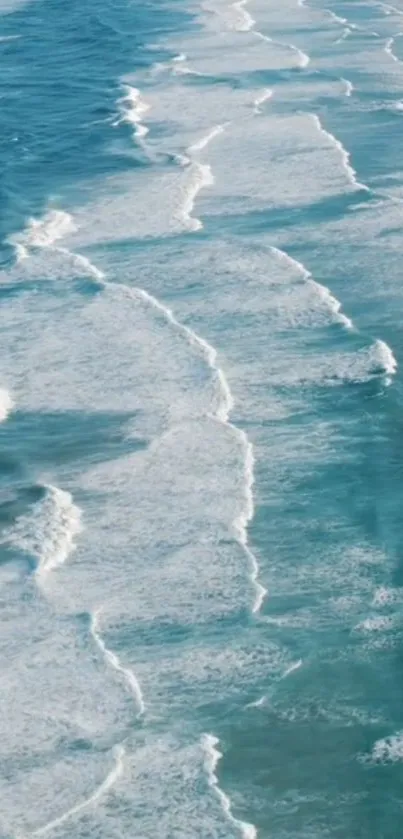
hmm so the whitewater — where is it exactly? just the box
[1,0,403,836]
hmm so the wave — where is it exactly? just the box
[8,208,104,278]
[31,744,125,836]
[0,388,13,422]
[254,30,310,68]
[281,659,303,679]
[341,77,354,97]
[201,734,257,839]
[114,84,151,141]
[5,484,82,574]
[17,202,266,616]
[371,338,397,384]
[379,2,403,16]
[245,659,302,709]
[179,162,215,231]
[231,0,255,31]
[385,36,403,64]
[311,114,369,192]
[188,124,226,153]
[132,285,266,613]
[171,53,204,76]
[90,610,145,717]
[8,209,76,261]
[270,246,353,329]
[178,125,226,230]
[253,88,273,114]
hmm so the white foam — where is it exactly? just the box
[334,27,352,43]
[372,586,399,607]
[372,338,397,384]
[172,52,187,63]
[0,388,13,421]
[8,210,76,259]
[90,610,145,717]
[133,285,264,613]
[369,731,403,764]
[245,695,267,709]
[201,734,257,839]
[385,37,399,62]
[172,55,204,76]
[380,2,403,16]
[188,124,226,153]
[179,161,215,231]
[5,485,82,574]
[341,77,354,97]
[311,114,369,192]
[231,0,255,31]
[271,246,353,329]
[294,45,310,68]
[31,744,125,836]
[253,88,273,114]
[115,84,151,141]
[254,29,309,68]
[356,615,395,632]
[281,659,303,679]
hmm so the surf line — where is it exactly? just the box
[127,284,266,615]
[175,124,227,232]
[113,84,151,145]
[202,734,257,839]
[311,113,369,192]
[254,30,310,69]
[90,609,145,717]
[385,35,403,64]
[231,0,255,31]
[30,744,125,836]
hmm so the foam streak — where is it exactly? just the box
[270,246,353,329]
[253,88,273,114]
[202,734,257,839]
[31,745,125,836]
[0,388,13,422]
[311,113,369,192]
[90,610,145,717]
[231,0,255,31]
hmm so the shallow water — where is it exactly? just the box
[1,0,403,836]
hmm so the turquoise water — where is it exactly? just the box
[1,0,403,835]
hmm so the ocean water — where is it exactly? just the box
[2,0,403,835]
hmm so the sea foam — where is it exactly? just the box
[90,610,145,717]
[31,744,125,836]
[115,84,151,141]
[202,734,257,839]
[8,210,76,261]
[0,388,13,422]
[5,485,82,575]
[311,114,369,192]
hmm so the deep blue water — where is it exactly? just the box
[1,0,403,836]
